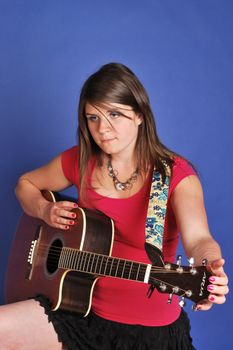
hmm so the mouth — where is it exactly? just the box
[101,138,116,143]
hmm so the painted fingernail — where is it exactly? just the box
[73,203,78,207]
[209,296,215,302]
[69,221,74,225]
[209,277,215,282]
[71,213,76,218]
[207,285,214,291]
[65,225,69,230]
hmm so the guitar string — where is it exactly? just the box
[28,246,195,294]
[31,248,195,276]
[32,243,196,273]
[36,246,165,271]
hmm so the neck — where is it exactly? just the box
[106,150,137,170]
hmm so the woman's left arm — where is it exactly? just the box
[171,175,229,310]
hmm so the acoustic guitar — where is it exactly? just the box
[5,191,211,316]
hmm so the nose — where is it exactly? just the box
[98,116,112,134]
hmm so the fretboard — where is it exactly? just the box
[58,247,149,282]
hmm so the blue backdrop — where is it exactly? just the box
[1,1,232,348]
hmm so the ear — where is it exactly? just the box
[136,113,143,126]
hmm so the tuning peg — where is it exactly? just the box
[176,255,182,266]
[179,297,186,308]
[176,255,183,273]
[188,257,197,275]
[167,293,173,304]
[202,258,208,266]
[188,257,194,266]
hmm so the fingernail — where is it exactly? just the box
[207,285,214,291]
[65,225,69,230]
[209,277,215,282]
[209,296,215,302]
[73,203,78,207]
[71,213,76,218]
[69,221,74,225]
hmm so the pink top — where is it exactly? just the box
[61,146,196,326]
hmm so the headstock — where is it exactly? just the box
[148,255,212,306]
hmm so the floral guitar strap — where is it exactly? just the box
[145,164,171,297]
[145,164,171,252]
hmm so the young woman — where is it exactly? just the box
[1,63,228,349]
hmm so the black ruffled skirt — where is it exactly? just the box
[35,295,196,350]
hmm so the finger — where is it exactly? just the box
[210,258,225,269]
[209,275,228,286]
[194,300,213,311]
[55,208,77,219]
[55,216,75,227]
[48,220,70,230]
[207,284,229,295]
[209,259,225,274]
[54,223,70,230]
[56,201,78,210]
[208,294,226,304]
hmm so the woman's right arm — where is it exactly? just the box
[15,155,78,230]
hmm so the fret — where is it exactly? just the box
[76,251,82,271]
[135,263,140,280]
[103,256,109,275]
[70,249,75,269]
[71,250,75,269]
[81,252,87,271]
[67,248,71,268]
[64,248,69,268]
[73,250,79,270]
[130,262,138,280]
[108,257,114,276]
[93,255,100,274]
[58,248,64,268]
[98,255,105,275]
[121,260,127,278]
[84,252,89,271]
[79,251,85,271]
[86,252,92,273]
[84,252,90,271]
[114,259,120,277]
[139,264,148,282]
[90,253,95,273]
[128,261,133,279]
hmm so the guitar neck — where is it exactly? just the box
[59,247,151,283]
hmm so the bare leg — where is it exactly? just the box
[0,299,63,350]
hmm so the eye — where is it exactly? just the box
[108,110,121,118]
[86,114,99,122]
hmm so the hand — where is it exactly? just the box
[39,200,78,230]
[195,258,229,311]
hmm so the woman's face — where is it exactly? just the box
[85,102,142,157]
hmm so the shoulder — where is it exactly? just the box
[61,145,78,161]
[168,157,197,197]
[60,145,79,183]
[61,145,79,168]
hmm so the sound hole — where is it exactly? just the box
[46,239,63,274]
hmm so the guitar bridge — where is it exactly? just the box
[25,225,42,280]
[27,240,38,265]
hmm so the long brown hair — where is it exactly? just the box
[77,63,181,198]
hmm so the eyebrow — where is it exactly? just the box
[85,108,133,120]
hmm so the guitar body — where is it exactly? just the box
[5,192,114,316]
